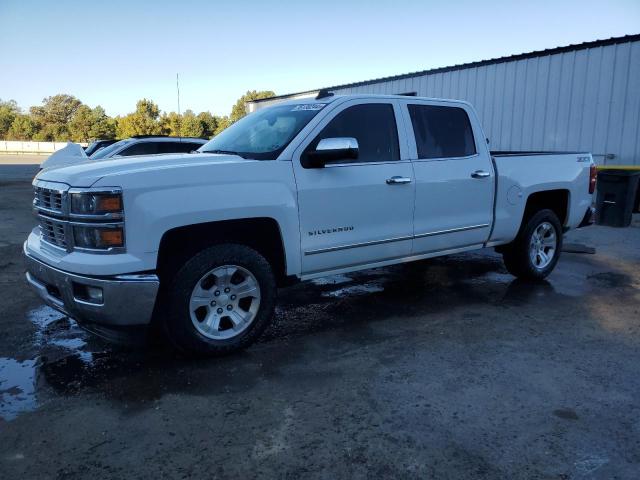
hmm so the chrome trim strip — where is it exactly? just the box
[304,224,490,256]
[324,160,413,168]
[68,187,123,194]
[37,214,124,229]
[68,211,124,221]
[413,223,490,239]
[411,153,479,163]
[305,234,413,255]
[33,204,65,217]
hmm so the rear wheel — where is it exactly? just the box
[162,244,276,356]
[502,209,563,280]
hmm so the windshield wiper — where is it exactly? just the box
[201,149,245,158]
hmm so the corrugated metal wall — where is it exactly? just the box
[330,39,640,166]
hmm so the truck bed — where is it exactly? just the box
[488,151,593,246]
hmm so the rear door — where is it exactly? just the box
[292,99,415,275]
[401,100,494,254]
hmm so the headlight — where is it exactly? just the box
[73,225,125,250]
[68,189,125,251]
[70,191,123,217]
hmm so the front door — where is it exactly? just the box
[292,100,415,275]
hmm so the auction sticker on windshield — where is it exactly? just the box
[291,104,327,111]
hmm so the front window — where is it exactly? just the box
[304,103,400,164]
[199,103,326,160]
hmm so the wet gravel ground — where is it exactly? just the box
[1,178,639,479]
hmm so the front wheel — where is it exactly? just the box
[502,209,563,280]
[162,244,277,356]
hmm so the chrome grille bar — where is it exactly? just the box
[33,182,70,250]
[39,216,68,249]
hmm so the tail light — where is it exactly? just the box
[589,165,597,194]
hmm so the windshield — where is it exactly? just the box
[90,139,132,159]
[199,103,326,160]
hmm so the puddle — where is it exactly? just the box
[311,274,353,286]
[322,282,385,298]
[28,306,97,362]
[574,453,609,475]
[0,306,105,421]
[0,358,38,421]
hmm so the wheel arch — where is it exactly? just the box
[156,217,290,286]
[521,189,570,228]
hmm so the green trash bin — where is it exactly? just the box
[595,169,640,227]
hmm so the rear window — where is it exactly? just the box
[117,142,159,156]
[157,142,203,154]
[408,105,476,159]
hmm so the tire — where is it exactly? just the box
[502,209,563,280]
[162,244,276,356]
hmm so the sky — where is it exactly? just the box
[1,0,639,117]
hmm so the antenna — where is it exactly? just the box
[176,73,181,139]
[316,89,334,100]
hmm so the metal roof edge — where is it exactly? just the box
[249,33,640,104]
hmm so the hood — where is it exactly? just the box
[35,153,250,187]
[40,142,89,170]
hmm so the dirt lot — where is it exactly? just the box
[1,174,639,479]
[0,155,41,181]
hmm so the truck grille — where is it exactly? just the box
[33,183,69,250]
[34,186,64,215]
[39,216,68,249]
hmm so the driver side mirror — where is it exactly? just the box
[302,137,359,168]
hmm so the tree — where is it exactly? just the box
[197,111,218,138]
[8,114,38,140]
[68,105,94,142]
[160,110,211,138]
[0,99,20,139]
[214,116,232,135]
[160,111,182,137]
[229,90,275,123]
[69,105,116,142]
[29,94,82,141]
[0,89,274,141]
[88,106,116,140]
[116,99,163,138]
[180,110,205,137]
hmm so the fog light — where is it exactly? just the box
[86,286,104,303]
[73,283,104,304]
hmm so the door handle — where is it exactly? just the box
[386,176,412,185]
[471,170,491,179]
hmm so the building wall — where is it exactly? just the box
[329,40,640,166]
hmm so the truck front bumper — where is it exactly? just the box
[24,243,159,328]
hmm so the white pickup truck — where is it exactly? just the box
[24,94,596,355]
